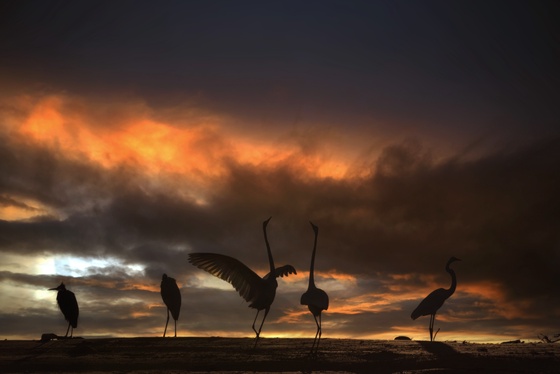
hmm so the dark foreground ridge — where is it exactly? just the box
[1,337,559,373]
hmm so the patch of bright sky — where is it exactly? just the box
[44,256,145,277]
[0,254,144,295]
[22,255,143,306]
[190,272,241,291]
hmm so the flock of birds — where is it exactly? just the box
[49,217,460,351]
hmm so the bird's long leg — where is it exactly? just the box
[65,322,71,338]
[251,310,261,337]
[174,318,177,338]
[433,327,441,341]
[316,313,323,353]
[310,314,320,354]
[70,325,73,338]
[163,309,170,337]
[431,314,441,341]
[429,314,434,341]
[253,308,270,348]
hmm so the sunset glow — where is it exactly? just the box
[1,1,558,344]
[15,94,360,187]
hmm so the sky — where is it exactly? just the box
[0,0,559,343]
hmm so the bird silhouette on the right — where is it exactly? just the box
[49,282,79,338]
[161,273,181,337]
[411,256,461,341]
[300,221,329,354]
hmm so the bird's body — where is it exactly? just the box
[410,288,448,320]
[411,256,461,341]
[188,217,296,347]
[49,282,79,338]
[300,289,329,316]
[300,222,329,354]
[161,273,182,337]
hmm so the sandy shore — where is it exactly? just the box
[1,337,559,373]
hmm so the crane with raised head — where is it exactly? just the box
[411,256,461,341]
[300,221,329,354]
[188,217,296,347]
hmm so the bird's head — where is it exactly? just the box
[49,282,66,291]
[446,257,461,270]
[162,273,168,280]
[309,221,319,234]
[263,216,272,229]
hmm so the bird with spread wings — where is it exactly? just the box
[188,217,296,347]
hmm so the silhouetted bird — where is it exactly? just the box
[411,256,461,341]
[161,273,182,337]
[49,282,79,338]
[300,221,329,354]
[188,217,296,347]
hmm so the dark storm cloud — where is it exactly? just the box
[201,137,560,326]
[1,0,559,138]
[0,134,103,210]
[2,0,559,340]
[2,126,559,329]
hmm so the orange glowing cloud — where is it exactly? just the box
[460,281,531,320]
[278,270,357,287]
[76,277,158,294]
[333,292,404,315]
[10,94,368,189]
[18,95,229,180]
[0,196,50,221]
[276,309,310,324]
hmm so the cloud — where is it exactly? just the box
[1,91,559,341]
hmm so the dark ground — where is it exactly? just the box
[1,337,559,373]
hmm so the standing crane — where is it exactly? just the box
[411,256,461,341]
[188,217,296,347]
[161,273,182,337]
[49,282,79,338]
[300,221,329,354]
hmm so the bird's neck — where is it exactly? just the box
[308,232,318,288]
[264,226,275,274]
[446,264,457,296]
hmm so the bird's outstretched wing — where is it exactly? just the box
[263,265,297,280]
[188,253,262,303]
[274,265,297,278]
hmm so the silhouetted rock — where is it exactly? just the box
[501,339,523,344]
[40,333,58,342]
[394,336,412,340]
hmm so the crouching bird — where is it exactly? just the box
[161,273,182,337]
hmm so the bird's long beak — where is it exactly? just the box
[48,287,57,291]
[309,221,318,232]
